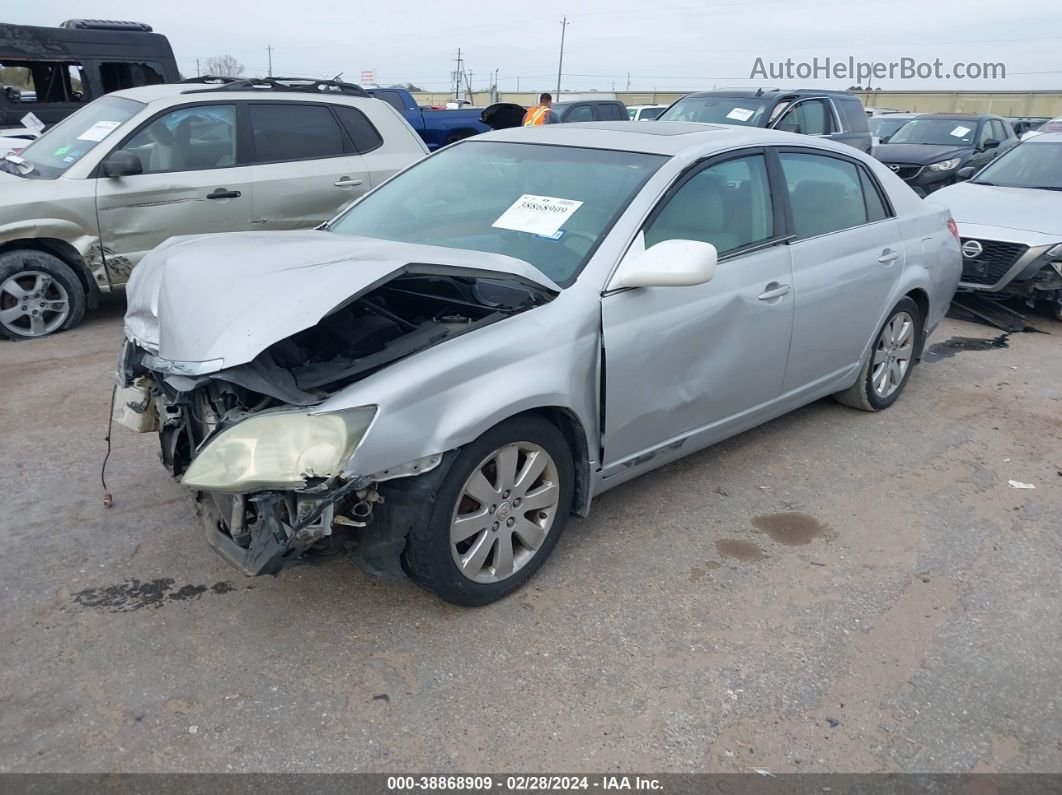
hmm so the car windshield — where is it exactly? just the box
[5,95,143,179]
[328,141,667,286]
[658,96,769,126]
[869,117,912,139]
[971,141,1062,190]
[889,118,977,146]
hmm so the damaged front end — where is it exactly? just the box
[116,262,554,576]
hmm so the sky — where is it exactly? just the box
[8,0,1062,94]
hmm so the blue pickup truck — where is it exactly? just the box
[367,88,490,150]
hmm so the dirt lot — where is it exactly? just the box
[0,299,1060,774]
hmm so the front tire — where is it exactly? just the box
[401,415,574,606]
[0,250,86,340]
[834,297,923,412]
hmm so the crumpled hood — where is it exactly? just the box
[125,230,559,369]
[930,182,1062,237]
[872,143,969,165]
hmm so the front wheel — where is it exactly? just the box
[0,250,87,340]
[834,297,923,412]
[401,415,574,606]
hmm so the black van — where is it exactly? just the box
[0,19,179,130]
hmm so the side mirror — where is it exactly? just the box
[101,150,143,178]
[982,138,1000,150]
[956,166,977,181]
[609,239,718,290]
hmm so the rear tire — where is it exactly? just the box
[0,250,86,340]
[834,297,923,412]
[401,415,574,606]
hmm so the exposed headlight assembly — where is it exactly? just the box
[181,406,377,493]
[928,158,962,172]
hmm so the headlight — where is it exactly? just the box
[928,158,962,172]
[181,406,377,493]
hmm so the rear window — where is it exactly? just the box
[334,105,383,153]
[248,103,346,162]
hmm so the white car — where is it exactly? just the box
[1021,116,1062,141]
[627,105,667,121]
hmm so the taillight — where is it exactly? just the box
[947,217,960,244]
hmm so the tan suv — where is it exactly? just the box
[0,78,428,339]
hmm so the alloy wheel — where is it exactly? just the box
[871,310,914,399]
[0,270,71,338]
[450,442,561,584]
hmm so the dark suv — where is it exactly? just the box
[550,99,628,123]
[872,113,1017,196]
[657,88,872,152]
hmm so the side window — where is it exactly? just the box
[597,103,624,121]
[858,168,890,223]
[99,62,164,93]
[645,153,774,256]
[566,104,593,122]
[334,106,383,153]
[775,99,831,136]
[249,103,346,163]
[990,119,1009,141]
[122,104,236,174]
[976,122,994,148]
[0,61,85,104]
[779,152,868,238]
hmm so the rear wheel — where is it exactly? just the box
[0,250,86,340]
[834,297,922,412]
[401,415,574,606]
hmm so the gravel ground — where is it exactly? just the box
[1,299,1060,773]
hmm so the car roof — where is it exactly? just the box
[915,113,996,120]
[1026,132,1062,143]
[109,83,379,107]
[474,120,851,156]
[684,88,857,99]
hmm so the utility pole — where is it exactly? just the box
[266,45,273,77]
[453,48,464,101]
[466,70,473,103]
[556,16,569,98]
[196,58,201,77]
[626,72,631,91]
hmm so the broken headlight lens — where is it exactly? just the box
[181,406,377,493]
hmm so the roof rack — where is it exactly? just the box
[181,76,369,98]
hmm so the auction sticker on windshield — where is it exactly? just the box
[78,121,123,142]
[726,107,755,122]
[492,194,584,237]
[950,125,972,138]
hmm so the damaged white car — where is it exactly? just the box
[118,123,961,605]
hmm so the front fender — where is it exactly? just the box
[0,218,104,289]
[326,297,601,487]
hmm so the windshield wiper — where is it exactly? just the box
[969,180,995,186]
[1028,185,1062,191]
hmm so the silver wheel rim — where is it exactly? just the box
[871,311,914,399]
[450,441,561,584]
[0,270,70,337]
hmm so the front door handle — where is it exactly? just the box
[333,177,364,188]
[878,249,901,264]
[758,282,791,301]
[207,188,241,199]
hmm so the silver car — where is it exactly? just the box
[117,122,961,605]
[931,132,1062,319]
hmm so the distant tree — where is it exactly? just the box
[389,82,424,92]
[203,55,245,78]
[848,85,863,91]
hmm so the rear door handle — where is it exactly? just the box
[206,188,241,199]
[758,283,791,301]
[878,249,901,264]
[333,177,364,188]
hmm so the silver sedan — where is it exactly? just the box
[118,122,962,605]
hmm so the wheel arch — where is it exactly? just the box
[0,237,101,308]
[903,287,930,359]
[522,406,593,517]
